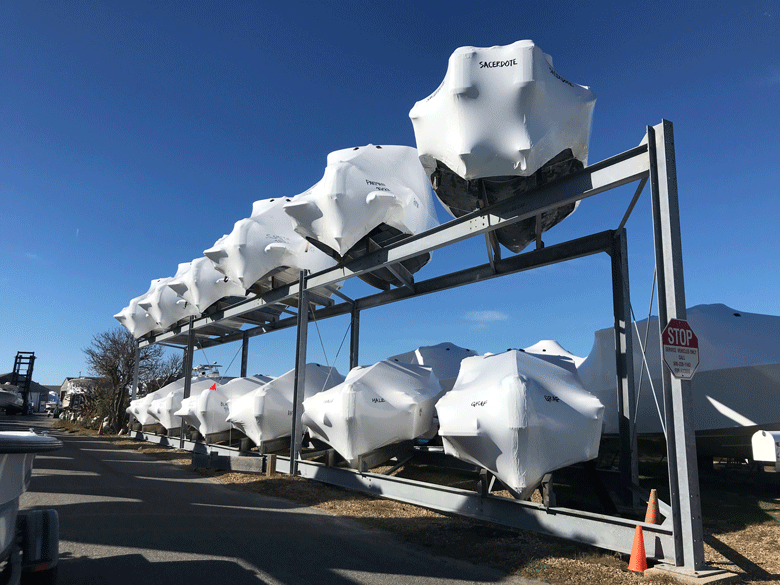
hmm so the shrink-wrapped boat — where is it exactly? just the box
[127,387,171,426]
[436,350,604,499]
[174,375,271,437]
[137,274,199,332]
[226,364,344,446]
[146,373,231,431]
[0,431,62,574]
[410,40,596,253]
[167,257,247,314]
[114,294,160,339]
[283,145,438,290]
[577,304,780,458]
[388,342,478,391]
[204,197,338,294]
[302,361,444,467]
[522,340,584,375]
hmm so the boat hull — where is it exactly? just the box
[0,432,62,560]
[303,361,443,468]
[437,350,604,499]
[283,145,438,290]
[0,388,24,412]
[388,342,478,392]
[577,304,780,458]
[409,40,595,254]
[227,365,344,446]
[577,304,780,457]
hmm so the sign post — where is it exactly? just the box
[662,318,699,380]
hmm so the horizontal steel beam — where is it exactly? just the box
[192,230,615,349]
[277,455,675,563]
[154,230,616,349]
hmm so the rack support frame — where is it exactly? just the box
[130,120,714,573]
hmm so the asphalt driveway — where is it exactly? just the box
[5,415,541,585]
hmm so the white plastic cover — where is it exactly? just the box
[127,387,171,426]
[436,350,604,499]
[146,375,229,430]
[167,258,247,314]
[523,340,584,376]
[147,389,184,431]
[302,361,444,467]
[577,304,780,435]
[114,294,160,339]
[283,145,438,258]
[137,274,200,331]
[410,40,596,182]
[204,198,337,291]
[388,342,478,391]
[226,364,344,446]
[174,375,271,437]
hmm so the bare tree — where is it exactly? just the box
[83,328,166,431]
[144,353,184,393]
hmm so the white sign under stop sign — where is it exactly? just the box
[662,318,700,380]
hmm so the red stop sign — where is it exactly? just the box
[662,318,699,380]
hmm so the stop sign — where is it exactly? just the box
[662,318,700,380]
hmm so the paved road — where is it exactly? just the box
[4,415,542,585]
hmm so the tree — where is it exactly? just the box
[83,328,179,431]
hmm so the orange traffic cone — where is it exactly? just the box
[645,489,659,524]
[628,525,647,573]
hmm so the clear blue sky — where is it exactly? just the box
[2,1,778,384]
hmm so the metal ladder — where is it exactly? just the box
[11,351,35,412]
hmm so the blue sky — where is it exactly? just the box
[2,1,778,384]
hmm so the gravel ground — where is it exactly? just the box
[58,424,779,584]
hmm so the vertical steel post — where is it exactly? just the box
[610,228,639,508]
[290,271,310,475]
[648,120,706,570]
[128,343,140,429]
[350,304,360,370]
[180,316,195,449]
[241,331,249,377]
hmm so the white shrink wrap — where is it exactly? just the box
[148,388,184,431]
[522,340,584,376]
[114,294,160,339]
[138,275,200,331]
[227,364,344,446]
[410,40,596,253]
[204,198,337,292]
[127,387,171,426]
[388,342,478,391]
[437,350,604,499]
[577,304,780,443]
[167,258,247,314]
[174,375,271,437]
[147,375,230,430]
[302,361,444,468]
[283,145,438,290]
